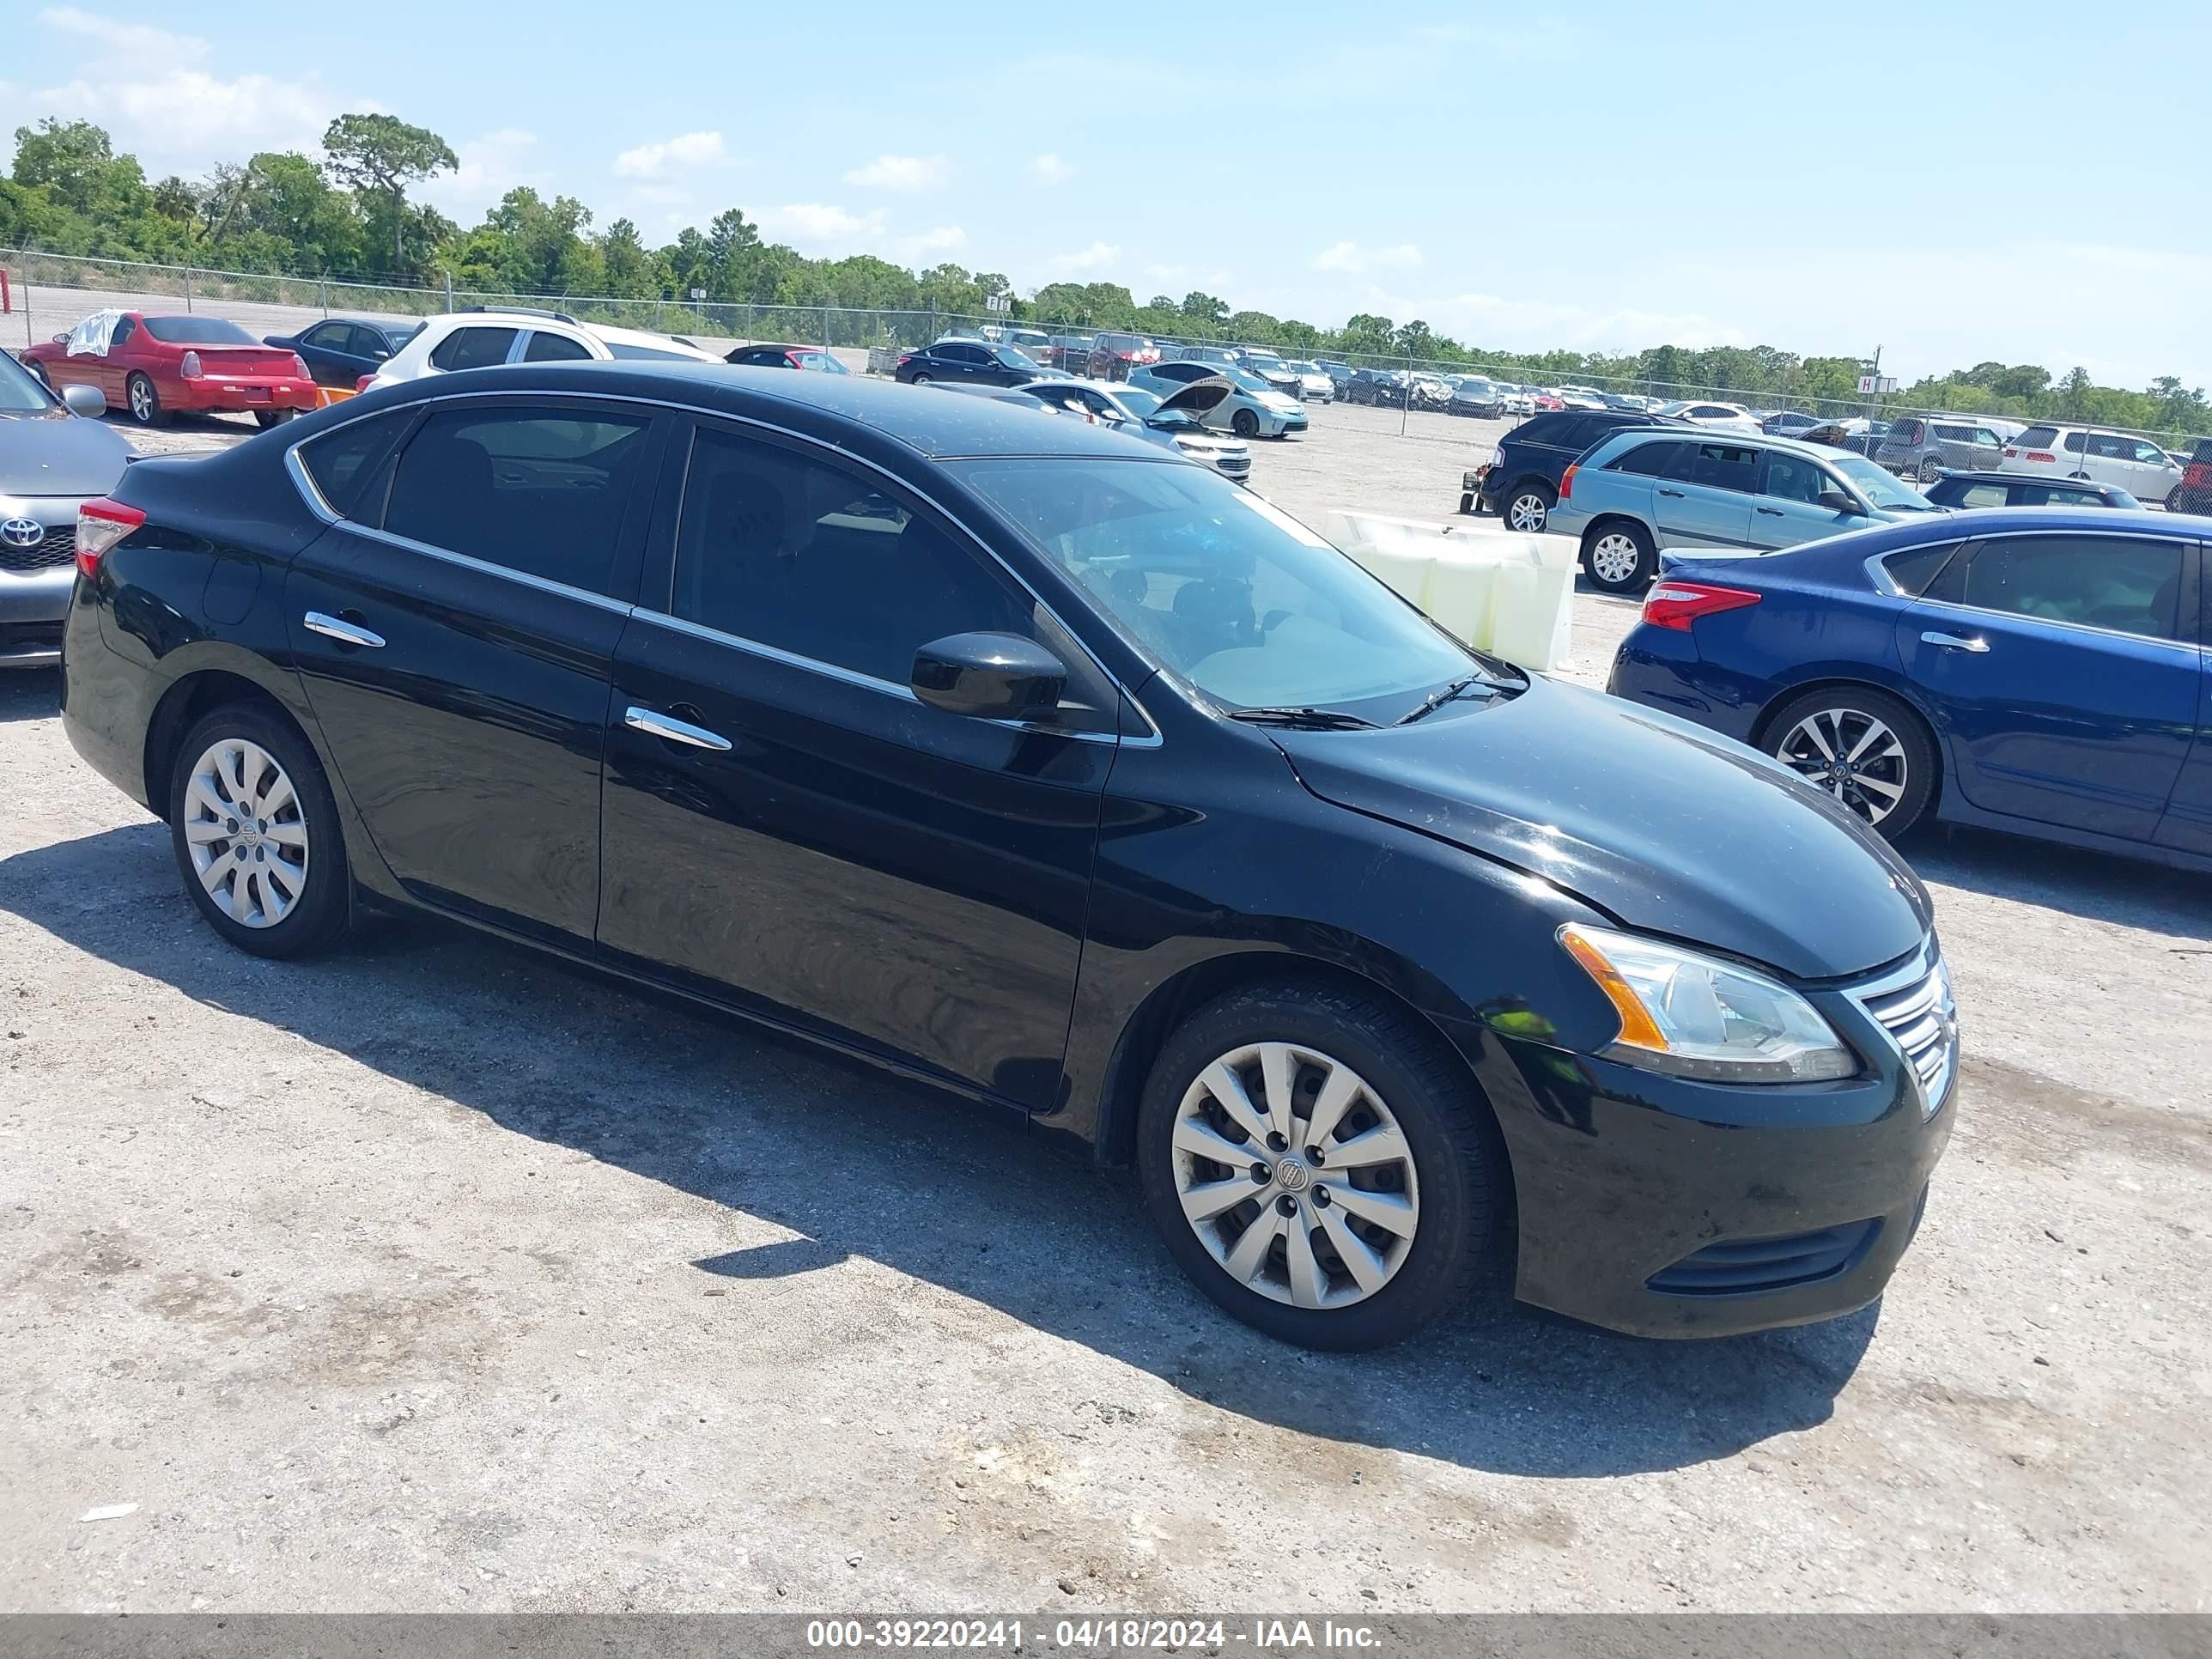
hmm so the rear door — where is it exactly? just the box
[1896,530,2198,841]
[1654,439,1758,548]
[1750,448,1863,547]
[284,395,666,946]
[2081,431,2136,490]
[2152,554,2212,858]
[598,416,1121,1106]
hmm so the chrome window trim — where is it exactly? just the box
[283,386,1164,744]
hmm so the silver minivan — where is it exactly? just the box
[1873,416,2007,482]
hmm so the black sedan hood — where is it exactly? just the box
[0,410,133,496]
[1270,675,1931,981]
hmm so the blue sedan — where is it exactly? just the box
[1607,507,2212,871]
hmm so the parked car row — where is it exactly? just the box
[50,356,1966,1355]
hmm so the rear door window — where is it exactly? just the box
[1683,442,1759,493]
[1949,535,2185,641]
[1882,542,1961,595]
[2062,431,2087,454]
[1949,483,2012,508]
[298,410,413,520]
[380,404,654,597]
[522,330,593,362]
[428,327,519,371]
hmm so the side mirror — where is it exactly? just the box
[63,383,107,418]
[911,632,1066,722]
[1819,489,1864,515]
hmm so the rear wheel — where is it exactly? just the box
[1917,455,1946,483]
[126,372,168,428]
[2166,485,2185,513]
[1761,685,1936,839]
[253,408,299,429]
[1135,980,1504,1351]
[1581,520,1655,593]
[168,705,350,958]
[1503,482,1554,535]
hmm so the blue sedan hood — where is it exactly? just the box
[1270,675,1932,981]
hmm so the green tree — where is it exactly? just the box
[321,113,457,273]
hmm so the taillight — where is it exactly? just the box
[75,498,147,580]
[1558,464,1578,500]
[179,350,202,379]
[2026,451,2055,464]
[896,355,913,368]
[290,353,311,380]
[1642,580,1762,632]
[2002,447,2017,458]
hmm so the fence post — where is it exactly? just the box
[822,306,831,361]
[444,270,454,313]
[183,263,193,312]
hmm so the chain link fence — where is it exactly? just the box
[6,246,2204,476]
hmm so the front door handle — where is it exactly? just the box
[302,611,384,648]
[624,705,732,751]
[1756,506,1786,516]
[1921,630,1990,653]
[1657,488,1685,498]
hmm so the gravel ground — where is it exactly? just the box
[2,345,2209,1617]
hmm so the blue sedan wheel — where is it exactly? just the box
[1763,686,1936,837]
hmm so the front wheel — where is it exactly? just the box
[1136,981,1504,1351]
[1761,685,1936,839]
[908,371,932,386]
[168,705,350,958]
[1917,456,1945,483]
[1581,520,1655,593]
[1231,407,1260,439]
[2166,485,2185,513]
[253,407,300,428]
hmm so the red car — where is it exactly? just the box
[23,312,316,428]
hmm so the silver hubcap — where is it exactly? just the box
[131,379,151,419]
[1508,495,1547,532]
[1170,1042,1420,1310]
[182,738,309,927]
[1590,533,1641,584]
[1776,708,1908,825]
[1920,459,1942,482]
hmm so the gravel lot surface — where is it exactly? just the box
[2,333,2209,1616]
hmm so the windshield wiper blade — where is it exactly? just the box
[1395,674,1498,726]
[1228,706,1378,731]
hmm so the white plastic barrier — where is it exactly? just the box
[1324,510,1578,673]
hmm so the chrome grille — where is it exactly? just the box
[1859,954,1958,1117]
[0,526,76,574]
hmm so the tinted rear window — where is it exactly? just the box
[428,327,518,371]
[1882,541,1960,596]
[1891,419,1925,444]
[2016,426,2060,447]
[298,410,411,520]
[141,316,258,344]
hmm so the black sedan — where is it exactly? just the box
[894,338,1045,387]
[264,315,423,390]
[1921,471,2139,510]
[59,362,1952,1350]
[1345,368,1410,408]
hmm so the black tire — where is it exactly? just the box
[1579,519,1656,594]
[1759,684,1938,840]
[909,371,932,386]
[253,407,299,428]
[1231,407,1260,439]
[1458,492,1475,515]
[2165,485,2185,513]
[125,371,169,428]
[27,360,52,388]
[1502,481,1554,535]
[167,703,350,959]
[1134,979,1506,1351]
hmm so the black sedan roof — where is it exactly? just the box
[345,360,1164,464]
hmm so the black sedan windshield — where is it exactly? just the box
[954,459,1474,714]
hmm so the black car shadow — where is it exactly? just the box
[0,669,58,723]
[1899,821,2212,945]
[0,823,1876,1479]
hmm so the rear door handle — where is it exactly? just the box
[1657,488,1685,498]
[1756,506,1786,516]
[1921,630,1990,653]
[624,705,732,751]
[302,611,384,648]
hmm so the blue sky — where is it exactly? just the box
[7,2,2209,386]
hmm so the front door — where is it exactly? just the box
[284,395,665,946]
[1750,448,1866,549]
[1896,530,2198,841]
[597,417,1121,1106]
[1654,439,1758,548]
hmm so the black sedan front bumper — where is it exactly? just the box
[1486,939,1957,1337]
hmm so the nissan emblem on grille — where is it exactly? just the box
[0,518,45,549]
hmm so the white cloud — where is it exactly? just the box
[1311,241,1424,275]
[843,152,949,192]
[419,129,538,223]
[29,8,349,177]
[897,225,968,260]
[611,130,727,178]
[1047,240,1121,276]
[757,203,890,252]
[37,5,206,66]
[1029,152,1073,185]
